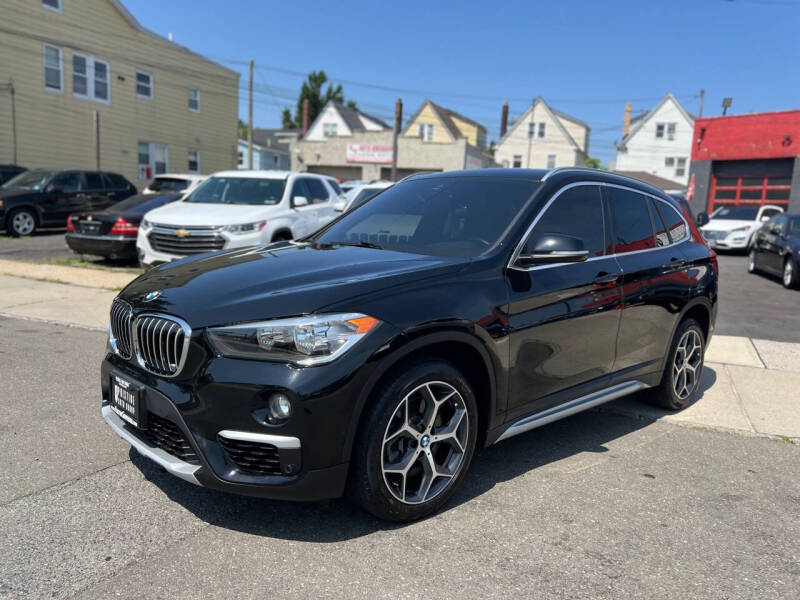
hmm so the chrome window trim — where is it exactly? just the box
[218,429,301,450]
[131,312,192,378]
[507,180,691,272]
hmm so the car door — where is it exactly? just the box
[82,172,111,211]
[100,173,125,207]
[40,171,84,225]
[287,178,316,237]
[505,183,623,419]
[306,177,337,229]
[606,186,690,379]
[759,215,787,274]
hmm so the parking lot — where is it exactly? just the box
[0,231,799,599]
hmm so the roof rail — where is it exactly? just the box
[541,166,604,181]
[396,171,437,183]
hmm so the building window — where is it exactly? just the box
[136,71,153,99]
[188,150,200,173]
[188,87,200,112]
[512,155,522,168]
[43,44,63,92]
[138,141,167,179]
[323,123,337,137]
[42,0,61,12]
[418,123,434,141]
[655,123,665,138]
[528,122,536,138]
[538,122,546,138]
[237,151,244,167]
[72,53,109,103]
[667,123,676,140]
[676,157,687,177]
[546,154,556,169]
[665,157,675,167]
[273,154,279,168]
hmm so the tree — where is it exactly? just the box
[282,70,356,129]
[237,118,248,140]
[584,156,604,169]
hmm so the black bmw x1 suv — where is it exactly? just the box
[102,168,717,521]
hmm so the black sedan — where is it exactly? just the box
[748,212,800,289]
[66,193,182,262]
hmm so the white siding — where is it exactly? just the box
[304,105,352,141]
[615,97,694,185]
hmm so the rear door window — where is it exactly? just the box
[49,171,82,193]
[326,179,343,196]
[84,172,105,190]
[608,187,656,254]
[290,179,311,205]
[524,184,605,257]
[306,178,330,204]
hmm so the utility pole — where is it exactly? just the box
[1,81,17,164]
[248,59,254,169]
[93,110,101,169]
[391,98,402,181]
[699,89,705,118]
[526,99,534,168]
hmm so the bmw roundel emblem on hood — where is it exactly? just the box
[143,290,162,302]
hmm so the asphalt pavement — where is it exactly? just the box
[1,315,798,599]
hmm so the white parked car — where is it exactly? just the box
[343,181,393,212]
[137,170,340,267]
[700,204,784,251]
[142,174,206,197]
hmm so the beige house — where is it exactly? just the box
[292,100,495,181]
[495,97,590,169]
[0,0,239,187]
[403,100,488,151]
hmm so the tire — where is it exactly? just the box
[783,257,799,290]
[348,358,478,522]
[7,208,37,237]
[747,249,758,274]
[648,318,705,411]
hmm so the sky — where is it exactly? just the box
[126,0,800,165]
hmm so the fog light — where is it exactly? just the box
[268,393,292,423]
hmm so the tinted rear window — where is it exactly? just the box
[609,187,655,253]
[84,172,104,189]
[105,173,130,189]
[306,178,329,204]
[109,193,181,213]
[149,177,189,192]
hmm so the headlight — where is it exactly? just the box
[728,226,752,234]
[141,218,151,229]
[225,221,266,234]
[207,313,380,366]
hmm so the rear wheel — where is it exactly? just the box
[648,318,705,410]
[8,208,37,237]
[784,258,799,290]
[747,249,758,274]
[349,359,477,522]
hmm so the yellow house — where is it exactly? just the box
[403,100,488,150]
[0,0,239,187]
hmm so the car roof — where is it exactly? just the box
[210,170,332,180]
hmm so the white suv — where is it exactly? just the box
[700,204,784,252]
[137,170,340,267]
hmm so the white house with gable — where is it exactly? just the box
[615,93,695,185]
[495,97,590,170]
[303,101,390,141]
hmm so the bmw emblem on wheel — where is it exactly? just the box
[143,290,161,302]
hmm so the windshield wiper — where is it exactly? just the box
[324,240,383,250]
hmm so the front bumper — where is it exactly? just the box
[702,231,751,250]
[66,233,137,259]
[100,322,394,500]
[136,227,265,266]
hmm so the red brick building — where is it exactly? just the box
[687,110,800,217]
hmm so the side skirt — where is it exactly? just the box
[493,380,648,444]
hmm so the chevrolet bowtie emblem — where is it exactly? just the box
[175,229,189,238]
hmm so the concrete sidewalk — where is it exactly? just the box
[0,257,138,290]
[2,273,798,442]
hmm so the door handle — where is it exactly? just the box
[669,257,687,268]
[593,272,619,286]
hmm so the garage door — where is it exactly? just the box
[709,174,792,212]
[307,166,362,181]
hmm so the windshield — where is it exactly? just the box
[312,176,539,257]
[349,187,387,210]
[789,217,800,235]
[711,206,760,220]
[148,177,189,192]
[2,170,55,190]
[185,177,286,205]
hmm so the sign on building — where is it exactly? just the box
[346,144,393,164]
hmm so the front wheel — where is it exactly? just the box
[348,359,478,522]
[648,318,705,410]
[784,258,799,290]
[7,208,37,237]
[747,249,758,274]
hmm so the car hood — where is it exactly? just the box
[119,243,470,328]
[144,201,278,226]
[701,219,755,232]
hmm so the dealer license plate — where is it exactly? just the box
[110,375,140,427]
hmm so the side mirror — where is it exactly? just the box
[515,233,589,267]
[760,215,771,223]
[292,196,309,208]
[332,200,346,212]
[696,212,709,227]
